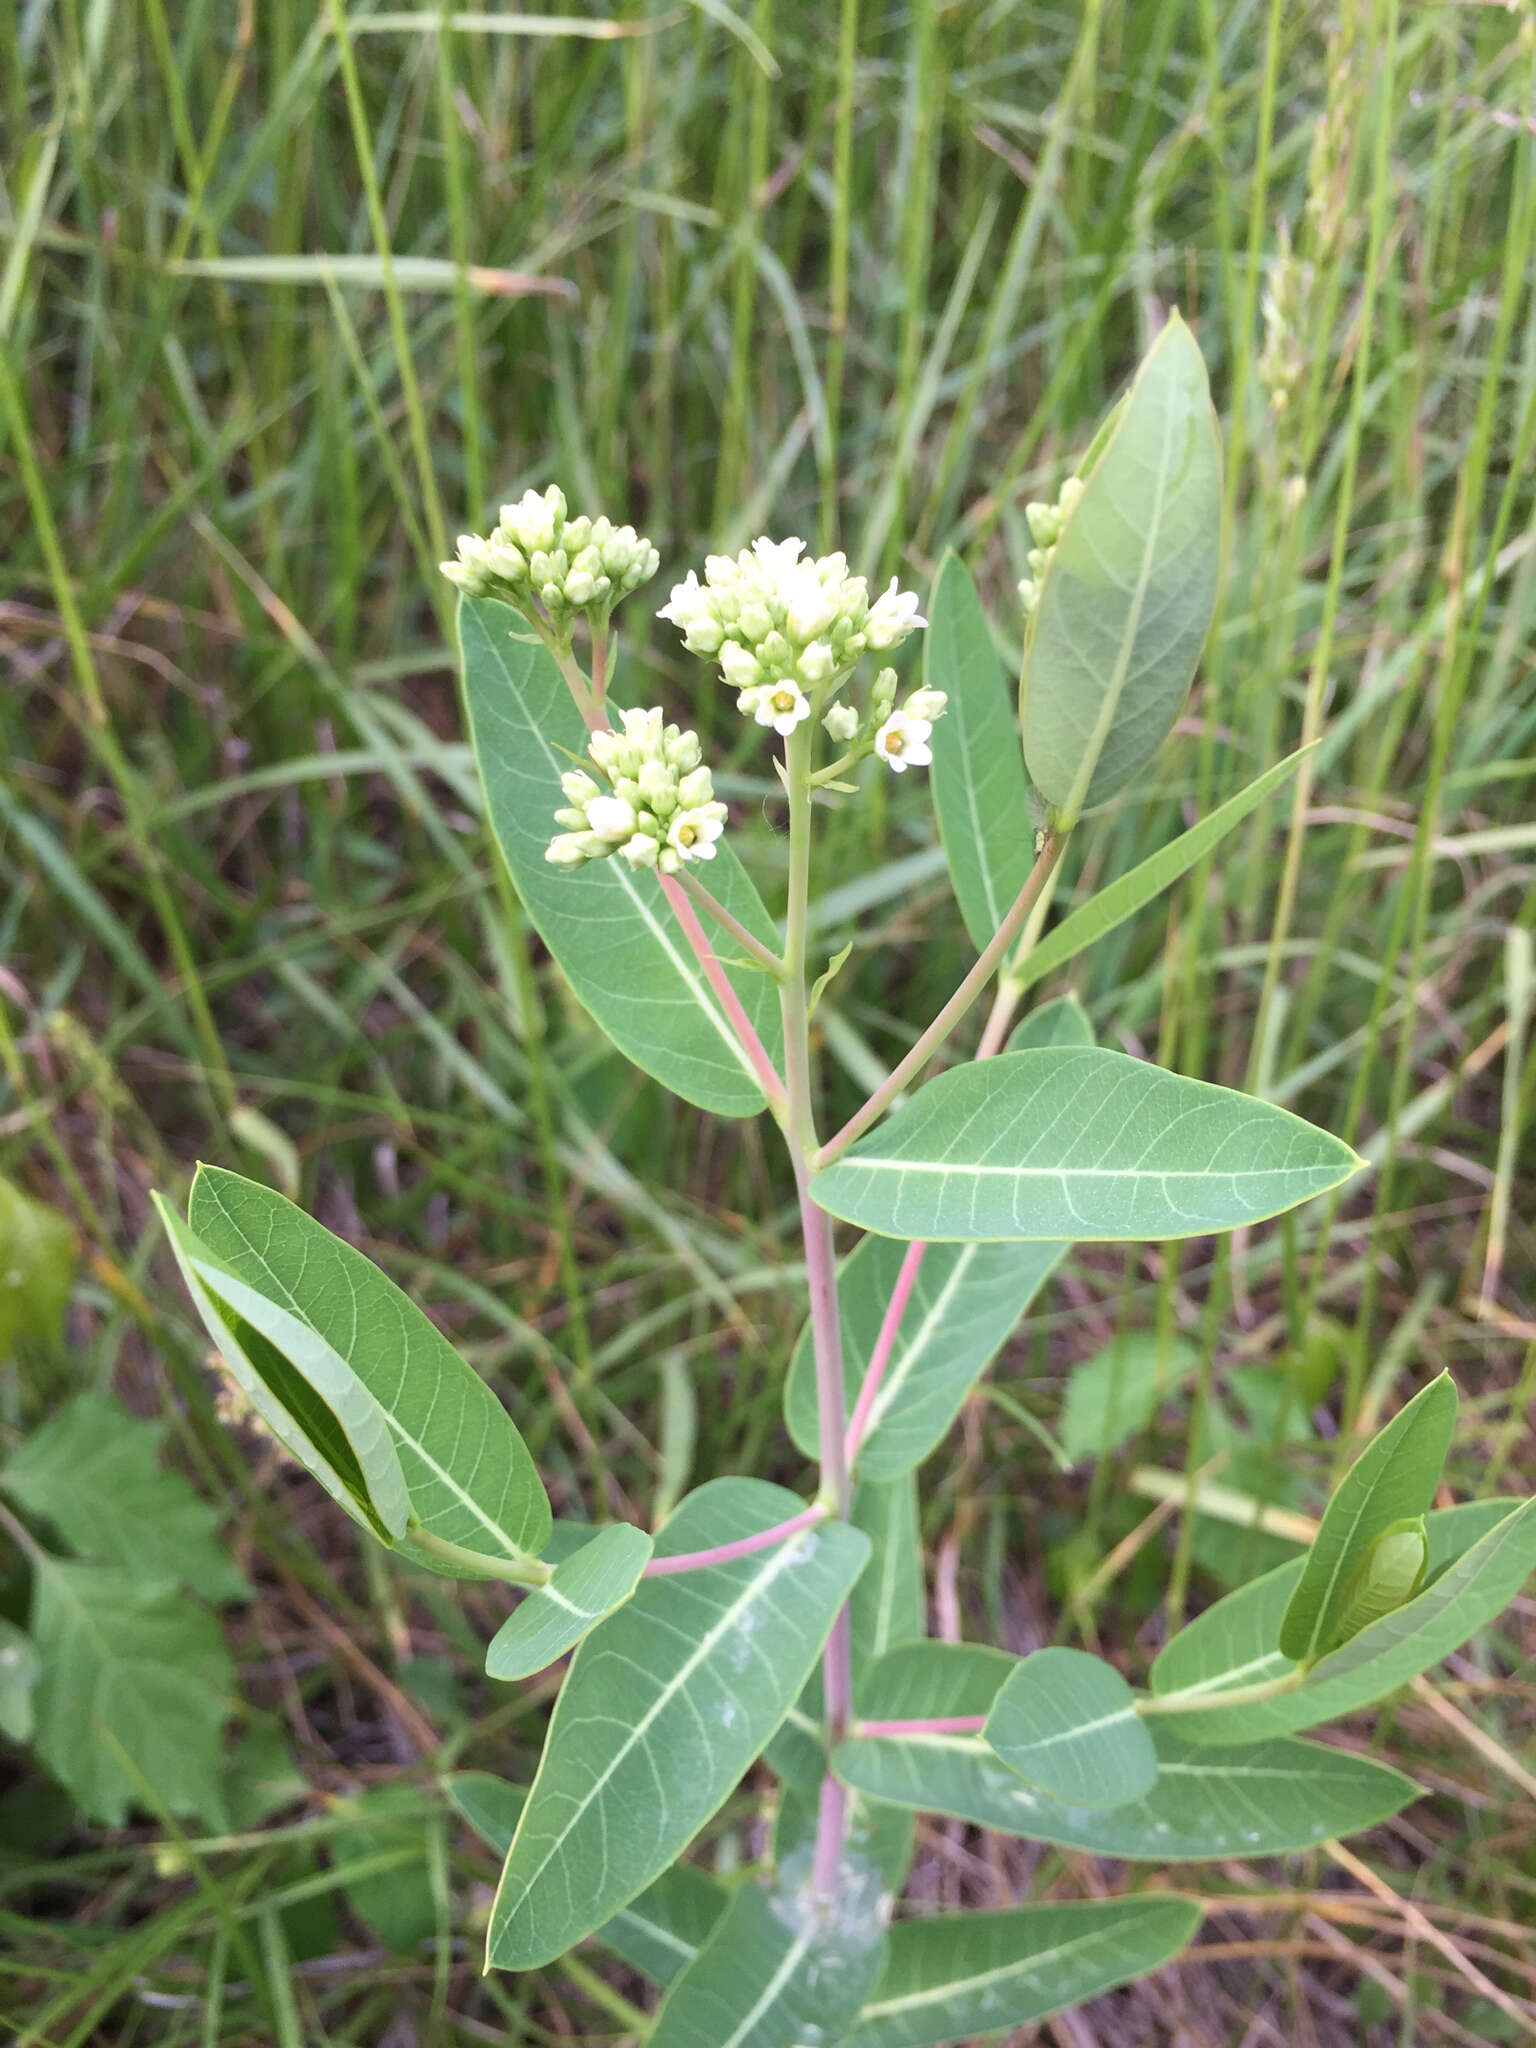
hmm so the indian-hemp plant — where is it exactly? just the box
[160,316,1536,2046]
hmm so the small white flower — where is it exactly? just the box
[865,577,927,650]
[620,705,665,749]
[666,807,726,864]
[560,769,600,806]
[546,830,602,867]
[586,795,638,842]
[744,682,811,735]
[874,709,934,773]
[823,701,859,743]
[619,832,660,869]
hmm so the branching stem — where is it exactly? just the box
[644,1503,827,1577]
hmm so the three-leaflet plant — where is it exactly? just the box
[159,313,1536,2045]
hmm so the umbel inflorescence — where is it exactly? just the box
[440,511,945,875]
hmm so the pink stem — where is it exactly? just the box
[661,876,788,1116]
[644,1503,826,1577]
[854,1715,988,1738]
[812,1772,848,1895]
[844,1237,928,1465]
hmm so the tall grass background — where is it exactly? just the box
[1,0,1533,2040]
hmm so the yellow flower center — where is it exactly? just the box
[676,823,697,846]
[772,689,797,713]
[883,729,904,754]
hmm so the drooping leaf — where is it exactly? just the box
[843,1895,1203,2048]
[0,1390,248,1601]
[1278,1372,1456,1664]
[1010,747,1315,999]
[488,1479,869,1970]
[927,552,1036,952]
[1020,313,1222,822]
[834,1717,1416,1861]
[485,1522,653,1679]
[30,1560,233,1827]
[1059,1330,1198,1464]
[159,1196,405,1540]
[459,597,784,1116]
[0,1175,73,1355]
[785,1234,1065,1478]
[812,1049,1359,1243]
[599,1864,730,1990]
[1150,1497,1536,1744]
[648,1873,886,2048]
[984,1648,1157,1810]
[0,1618,40,1741]
[1006,994,1094,1051]
[183,1168,551,1569]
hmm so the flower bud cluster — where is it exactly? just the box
[441,486,659,644]
[658,537,925,737]
[1017,474,1084,617]
[546,706,727,876]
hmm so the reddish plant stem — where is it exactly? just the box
[812,1772,849,1894]
[643,1503,826,1577]
[661,879,788,1116]
[854,1714,987,1739]
[844,1237,928,1465]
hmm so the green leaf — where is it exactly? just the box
[1278,1373,1456,1664]
[599,1863,730,1989]
[0,1389,247,1601]
[332,1786,438,1953]
[459,597,784,1116]
[983,1648,1157,1810]
[0,1618,40,1741]
[785,1234,1066,1478]
[488,1478,869,1970]
[1009,746,1316,999]
[447,1771,526,1857]
[1151,1498,1536,1744]
[927,553,1036,951]
[1059,1330,1198,1464]
[485,1523,653,1679]
[30,1559,234,1827]
[851,1474,926,1671]
[649,1874,886,2048]
[0,1176,73,1354]
[812,1049,1359,1243]
[447,1770,729,1987]
[223,1721,306,1828]
[182,1168,551,1569]
[1020,312,1222,821]
[158,1200,412,1546]
[835,1717,1415,1861]
[843,1895,1203,2048]
[1006,994,1094,1051]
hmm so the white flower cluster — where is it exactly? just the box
[820,666,948,776]
[1017,475,1084,617]
[658,538,925,737]
[441,486,659,643]
[546,707,727,876]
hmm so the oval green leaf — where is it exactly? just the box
[784,1234,1066,1479]
[1149,1497,1535,1744]
[984,1647,1157,1810]
[1006,993,1094,1051]
[1020,312,1222,822]
[184,1166,551,1569]
[485,1523,653,1680]
[487,1478,869,1971]
[843,1895,1203,2048]
[927,552,1036,951]
[811,1048,1360,1243]
[459,595,784,1117]
[1278,1372,1456,1664]
[834,1717,1416,1861]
